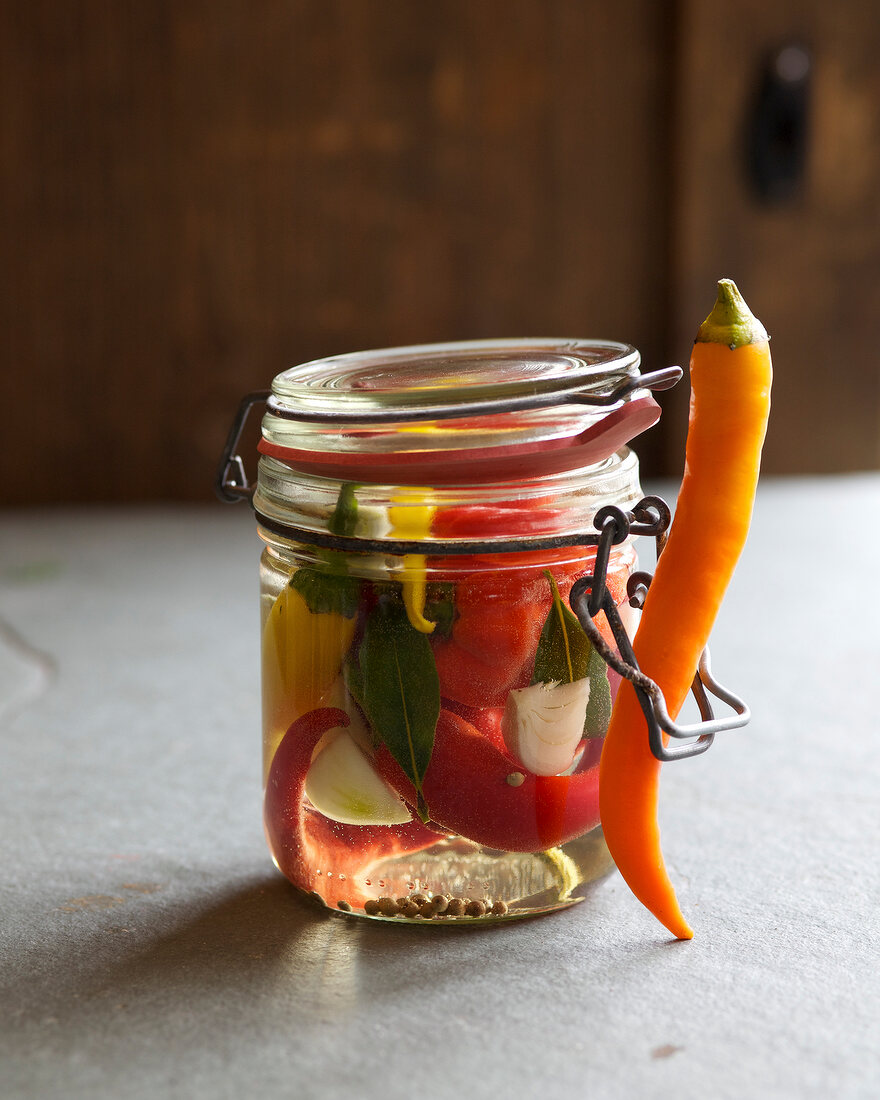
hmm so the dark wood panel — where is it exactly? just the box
[1,0,672,504]
[668,0,880,475]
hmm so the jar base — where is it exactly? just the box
[297,826,615,924]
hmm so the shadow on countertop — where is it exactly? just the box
[3,871,541,1044]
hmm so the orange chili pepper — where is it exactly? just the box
[599,279,772,939]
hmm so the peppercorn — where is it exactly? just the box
[429,894,449,915]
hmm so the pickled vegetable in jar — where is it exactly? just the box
[227,339,672,921]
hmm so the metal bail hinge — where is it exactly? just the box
[569,499,751,762]
[215,390,270,503]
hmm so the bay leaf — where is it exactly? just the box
[360,598,439,820]
[288,483,362,617]
[532,571,612,739]
[289,568,360,619]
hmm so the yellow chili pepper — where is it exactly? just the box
[389,490,436,634]
[262,582,356,777]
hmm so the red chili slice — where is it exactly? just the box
[264,708,441,908]
[428,502,579,580]
[375,708,601,852]
[430,555,630,709]
[432,568,551,708]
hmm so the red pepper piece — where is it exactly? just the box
[264,707,440,909]
[429,500,635,708]
[442,699,507,752]
[534,775,571,850]
[430,555,631,709]
[429,502,582,579]
[375,709,601,853]
[442,699,604,842]
[432,569,550,708]
[432,502,566,540]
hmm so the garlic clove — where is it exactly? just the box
[354,503,392,539]
[305,726,413,826]
[501,678,591,777]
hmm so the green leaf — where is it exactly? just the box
[329,482,359,538]
[361,580,455,638]
[360,598,439,821]
[288,484,364,617]
[532,571,612,740]
[343,655,377,746]
[320,482,360,576]
[584,643,612,739]
[533,572,591,684]
[289,568,361,619]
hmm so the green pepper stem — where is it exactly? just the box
[695,278,769,349]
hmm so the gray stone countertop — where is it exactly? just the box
[1,477,878,1099]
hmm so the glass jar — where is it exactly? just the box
[239,339,668,922]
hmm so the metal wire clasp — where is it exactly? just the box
[215,391,270,503]
[569,500,751,762]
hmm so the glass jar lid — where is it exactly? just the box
[258,339,675,485]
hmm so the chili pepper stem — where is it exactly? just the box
[696,278,769,349]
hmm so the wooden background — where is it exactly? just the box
[2,0,878,505]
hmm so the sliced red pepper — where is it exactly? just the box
[432,568,550,707]
[534,776,571,850]
[429,498,636,706]
[430,554,631,709]
[429,501,584,578]
[432,501,567,540]
[442,699,507,752]
[375,708,601,852]
[441,701,597,847]
[264,707,440,909]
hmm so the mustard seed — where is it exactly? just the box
[400,900,421,918]
[446,897,466,917]
[429,894,449,915]
[466,900,486,918]
[378,897,399,917]
[364,899,382,916]
[491,900,509,916]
